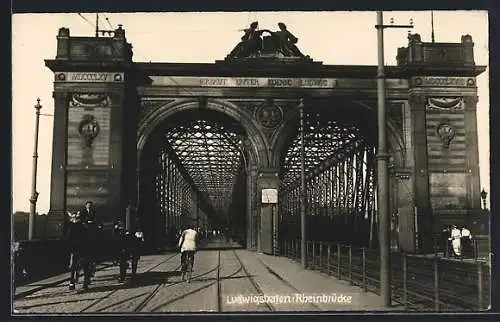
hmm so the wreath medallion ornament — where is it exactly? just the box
[436,123,456,149]
[256,99,283,129]
[78,115,100,147]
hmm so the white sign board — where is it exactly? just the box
[262,188,278,204]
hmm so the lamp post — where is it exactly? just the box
[480,189,487,210]
[375,11,413,307]
[299,98,306,269]
[29,98,42,240]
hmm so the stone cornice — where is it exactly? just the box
[136,86,410,99]
[45,60,486,80]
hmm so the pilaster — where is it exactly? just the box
[46,92,70,238]
[256,168,280,254]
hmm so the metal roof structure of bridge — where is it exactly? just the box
[159,110,246,217]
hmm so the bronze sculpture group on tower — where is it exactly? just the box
[226,22,309,60]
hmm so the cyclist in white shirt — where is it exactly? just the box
[178,224,198,275]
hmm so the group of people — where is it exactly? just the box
[66,201,204,289]
[66,201,144,291]
[444,224,474,258]
[66,201,99,290]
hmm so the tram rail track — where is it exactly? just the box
[19,246,344,313]
[80,253,180,312]
[231,250,275,312]
[134,250,222,312]
[14,262,116,300]
[145,249,247,312]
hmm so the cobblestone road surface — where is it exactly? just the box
[13,238,385,313]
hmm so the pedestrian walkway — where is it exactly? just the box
[234,250,391,311]
[13,238,392,313]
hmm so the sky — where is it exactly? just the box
[11,11,490,214]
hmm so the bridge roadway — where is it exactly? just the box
[13,237,390,313]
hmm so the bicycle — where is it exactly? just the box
[181,251,194,283]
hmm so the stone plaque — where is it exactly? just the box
[429,173,467,209]
[55,72,124,83]
[412,76,473,87]
[149,76,336,88]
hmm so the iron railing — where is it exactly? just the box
[280,239,490,311]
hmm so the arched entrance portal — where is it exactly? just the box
[276,99,406,251]
[137,100,268,250]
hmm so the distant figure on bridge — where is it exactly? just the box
[66,210,92,291]
[178,223,198,281]
[460,225,473,258]
[449,225,462,257]
[13,241,28,283]
[441,226,453,257]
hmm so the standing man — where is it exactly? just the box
[460,225,473,258]
[79,201,98,277]
[80,201,96,222]
[449,224,462,257]
[114,220,132,283]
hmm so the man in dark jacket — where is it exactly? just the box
[115,220,143,283]
[79,201,99,276]
[67,211,92,290]
[80,201,96,222]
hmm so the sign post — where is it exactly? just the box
[262,189,278,255]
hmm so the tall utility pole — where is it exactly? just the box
[95,13,99,37]
[299,98,306,269]
[375,11,413,307]
[29,99,42,240]
[431,11,435,43]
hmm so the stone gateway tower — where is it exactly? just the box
[44,24,486,254]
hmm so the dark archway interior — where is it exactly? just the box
[279,100,380,248]
[139,109,250,249]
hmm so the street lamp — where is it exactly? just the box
[480,188,488,210]
[375,11,413,307]
[28,98,42,240]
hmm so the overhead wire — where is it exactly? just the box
[77,13,95,28]
[105,15,113,29]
